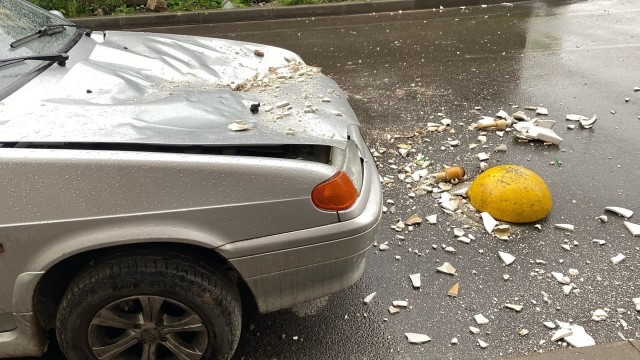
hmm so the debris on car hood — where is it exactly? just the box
[0,32,360,148]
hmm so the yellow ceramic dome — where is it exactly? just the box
[468,165,552,223]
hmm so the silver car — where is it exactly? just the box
[0,1,382,359]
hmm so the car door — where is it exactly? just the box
[0,255,16,332]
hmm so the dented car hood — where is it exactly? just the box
[0,31,360,148]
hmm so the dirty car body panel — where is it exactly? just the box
[0,1,381,358]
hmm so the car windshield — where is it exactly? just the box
[0,0,81,95]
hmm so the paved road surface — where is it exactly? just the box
[42,1,640,359]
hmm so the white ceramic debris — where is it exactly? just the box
[555,224,575,232]
[543,321,556,329]
[388,306,400,315]
[513,122,563,144]
[566,114,588,121]
[457,236,471,244]
[228,121,253,131]
[494,144,508,152]
[598,215,608,223]
[477,339,489,349]
[504,304,523,312]
[519,329,529,336]
[591,309,608,321]
[552,272,570,284]
[496,110,509,119]
[580,114,597,128]
[437,262,457,275]
[426,214,438,224]
[481,212,497,234]
[275,101,290,108]
[405,214,423,225]
[503,274,510,281]
[499,251,516,266]
[393,300,408,308]
[623,221,640,237]
[592,239,606,245]
[363,292,377,305]
[605,207,634,218]
[444,246,456,253]
[378,244,389,251]
[409,273,421,288]
[562,285,572,295]
[469,326,480,334]
[405,333,431,344]
[452,186,469,197]
[633,297,640,311]
[451,337,459,345]
[611,253,626,265]
[536,107,549,115]
[474,314,489,325]
[568,268,579,276]
[494,225,511,240]
[551,328,573,342]
[477,152,490,161]
[564,324,596,348]
[453,228,465,237]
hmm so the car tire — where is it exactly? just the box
[55,250,241,360]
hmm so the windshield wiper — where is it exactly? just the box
[10,24,92,49]
[0,53,69,68]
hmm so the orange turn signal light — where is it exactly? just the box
[311,171,359,211]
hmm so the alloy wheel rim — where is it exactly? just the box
[88,295,208,360]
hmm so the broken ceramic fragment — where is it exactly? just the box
[451,337,459,345]
[453,228,465,237]
[457,236,471,244]
[598,215,608,223]
[580,114,597,129]
[474,314,489,325]
[363,292,377,305]
[426,214,438,224]
[592,239,606,245]
[228,121,253,131]
[611,253,626,265]
[378,244,389,251]
[477,152,490,161]
[564,324,596,347]
[519,329,529,336]
[405,214,423,225]
[405,333,431,344]
[605,207,633,219]
[469,326,480,334]
[623,221,640,237]
[477,339,489,348]
[393,300,408,308]
[591,309,608,321]
[494,225,511,240]
[388,306,400,315]
[566,114,588,121]
[543,321,556,329]
[437,262,457,275]
[551,328,572,342]
[448,283,459,297]
[554,224,575,232]
[504,304,523,312]
[536,107,549,115]
[499,251,515,266]
[409,273,421,288]
[481,212,497,234]
[552,272,570,284]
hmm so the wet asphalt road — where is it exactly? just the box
[41,1,640,359]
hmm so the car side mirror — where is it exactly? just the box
[49,10,65,19]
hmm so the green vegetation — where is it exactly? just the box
[275,0,342,4]
[28,0,346,17]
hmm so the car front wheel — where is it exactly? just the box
[56,250,241,360]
